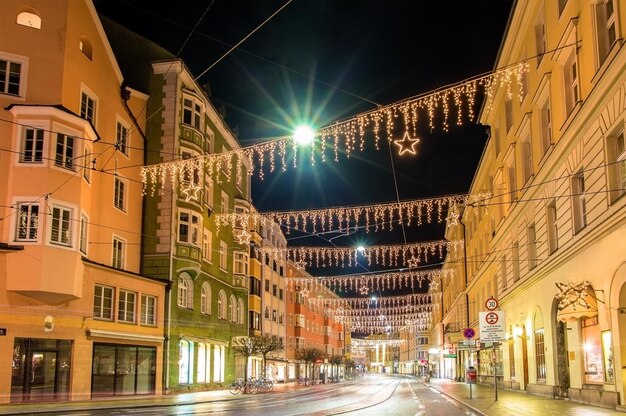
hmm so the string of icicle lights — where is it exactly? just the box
[287,269,452,293]
[348,316,432,334]
[303,291,437,309]
[215,193,490,236]
[259,239,463,268]
[352,339,406,348]
[140,62,528,193]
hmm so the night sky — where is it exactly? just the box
[95,0,514,283]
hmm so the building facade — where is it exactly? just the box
[444,0,626,409]
[0,0,165,403]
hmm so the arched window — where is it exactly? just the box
[17,11,41,29]
[79,36,92,60]
[229,295,236,322]
[217,290,227,319]
[178,273,193,309]
[201,282,211,315]
[237,298,244,324]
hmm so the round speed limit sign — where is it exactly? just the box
[485,297,499,311]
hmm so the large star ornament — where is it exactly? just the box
[181,182,202,202]
[236,230,251,245]
[393,131,420,156]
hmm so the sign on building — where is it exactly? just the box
[478,311,505,342]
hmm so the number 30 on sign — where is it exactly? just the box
[485,297,498,311]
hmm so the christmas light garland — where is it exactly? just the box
[303,291,437,309]
[286,269,452,293]
[140,63,528,193]
[259,239,463,268]
[215,193,490,236]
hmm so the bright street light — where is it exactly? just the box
[293,125,314,145]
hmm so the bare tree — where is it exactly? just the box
[296,348,325,383]
[255,335,284,378]
[231,336,257,392]
[329,355,343,381]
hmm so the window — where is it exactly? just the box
[558,0,568,16]
[140,294,156,326]
[16,11,41,29]
[118,289,136,323]
[79,214,88,254]
[114,177,127,212]
[279,288,284,300]
[178,273,193,309]
[213,345,225,383]
[505,98,513,133]
[594,0,618,65]
[265,307,270,319]
[116,121,128,156]
[265,280,270,293]
[50,205,72,246]
[79,37,92,60]
[272,284,277,296]
[534,328,546,380]
[15,202,39,241]
[94,285,114,320]
[512,241,520,282]
[179,340,193,384]
[112,237,124,269]
[80,91,96,124]
[272,309,277,322]
[278,312,283,325]
[178,211,200,246]
[535,13,547,65]
[0,58,22,96]
[234,251,248,275]
[220,191,229,214]
[201,282,211,315]
[547,201,558,254]
[203,230,212,262]
[229,295,236,322]
[522,133,533,184]
[249,277,261,296]
[197,343,211,383]
[608,129,626,202]
[571,171,587,233]
[501,255,508,290]
[237,298,244,324]
[183,97,202,130]
[563,55,579,116]
[204,179,214,208]
[218,290,227,319]
[508,337,516,379]
[527,223,537,270]
[219,241,228,270]
[82,147,91,182]
[250,311,260,330]
[540,100,552,157]
[54,133,74,170]
[20,127,44,163]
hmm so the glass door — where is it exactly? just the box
[27,351,58,401]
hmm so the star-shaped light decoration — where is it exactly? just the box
[429,278,440,291]
[393,131,420,156]
[300,288,310,298]
[406,257,420,268]
[446,206,459,227]
[359,285,370,295]
[236,230,251,245]
[181,182,202,202]
[295,260,307,271]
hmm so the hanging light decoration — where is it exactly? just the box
[140,63,528,193]
[259,239,463,268]
[215,193,489,237]
[286,268,453,293]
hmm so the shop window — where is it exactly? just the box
[179,340,193,384]
[213,345,225,383]
[602,331,614,383]
[197,343,211,383]
[534,328,546,381]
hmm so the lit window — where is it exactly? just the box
[179,340,193,384]
[16,11,41,29]
[178,273,193,309]
[15,202,39,241]
[238,298,244,324]
[118,289,136,323]
[534,328,546,380]
[20,127,44,163]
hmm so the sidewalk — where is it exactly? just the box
[0,382,307,416]
[426,378,626,416]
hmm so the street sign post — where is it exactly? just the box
[463,327,475,339]
[479,311,505,342]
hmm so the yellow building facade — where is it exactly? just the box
[443,0,626,409]
[0,0,165,403]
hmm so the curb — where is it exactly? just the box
[422,381,487,416]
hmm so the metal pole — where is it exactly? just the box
[469,346,473,399]
[494,342,498,401]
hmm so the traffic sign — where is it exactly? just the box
[463,327,475,339]
[485,297,499,311]
[479,311,505,342]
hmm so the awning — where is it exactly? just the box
[556,284,598,322]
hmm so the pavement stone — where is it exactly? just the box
[0,377,624,415]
